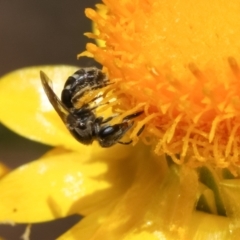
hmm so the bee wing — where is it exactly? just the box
[40,70,70,123]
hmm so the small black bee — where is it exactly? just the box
[61,67,110,108]
[40,68,143,147]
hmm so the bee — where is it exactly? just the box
[61,67,110,108]
[40,68,143,147]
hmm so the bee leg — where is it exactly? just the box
[118,112,145,144]
[89,81,113,91]
[117,126,145,145]
[94,113,120,125]
[136,125,145,136]
[98,111,143,126]
[87,95,103,103]
[101,111,143,125]
[122,111,144,121]
[100,114,120,124]
[123,111,145,136]
[118,139,133,145]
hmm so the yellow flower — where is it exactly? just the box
[0,0,240,239]
[82,0,240,171]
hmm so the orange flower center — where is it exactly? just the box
[80,0,240,172]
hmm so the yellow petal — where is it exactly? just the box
[0,66,83,151]
[119,212,231,240]
[58,154,201,240]
[123,232,164,240]
[188,211,231,240]
[0,148,98,223]
[81,163,197,239]
[0,162,10,178]
[0,143,136,223]
[64,157,230,240]
[57,203,116,240]
[220,179,240,237]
